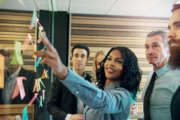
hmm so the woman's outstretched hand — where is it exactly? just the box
[34,32,68,80]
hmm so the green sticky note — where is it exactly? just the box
[15,41,24,65]
[10,41,24,65]
[0,0,4,5]
[10,51,18,65]
[30,9,37,26]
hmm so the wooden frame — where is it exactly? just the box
[0,104,34,120]
[0,54,4,89]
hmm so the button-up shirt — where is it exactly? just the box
[61,69,130,120]
[143,65,180,120]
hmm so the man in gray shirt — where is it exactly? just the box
[143,30,172,120]
[143,21,180,120]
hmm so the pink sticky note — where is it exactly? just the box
[28,33,33,46]
[33,79,38,92]
[16,77,27,100]
[28,93,38,106]
[22,33,33,52]
[42,90,45,101]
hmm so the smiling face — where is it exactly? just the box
[145,35,169,69]
[104,49,123,81]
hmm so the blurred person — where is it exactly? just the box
[0,49,36,104]
[94,50,105,84]
[95,50,105,70]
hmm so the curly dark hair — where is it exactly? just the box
[97,46,142,100]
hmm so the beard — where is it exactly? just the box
[169,45,180,69]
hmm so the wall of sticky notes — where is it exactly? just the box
[0,10,36,71]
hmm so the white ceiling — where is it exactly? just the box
[0,0,178,18]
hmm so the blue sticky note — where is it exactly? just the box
[35,57,42,67]
[39,95,43,107]
[35,46,46,67]
[22,105,28,120]
[30,9,37,26]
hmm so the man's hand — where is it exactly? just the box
[70,114,83,120]
[34,32,68,80]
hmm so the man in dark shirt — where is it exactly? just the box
[47,44,91,120]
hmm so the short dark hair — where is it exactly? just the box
[146,30,168,48]
[71,44,90,58]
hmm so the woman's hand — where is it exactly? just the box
[34,32,68,80]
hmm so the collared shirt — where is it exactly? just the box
[142,65,170,99]
[143,65,180,120]
[61,69,130,120]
